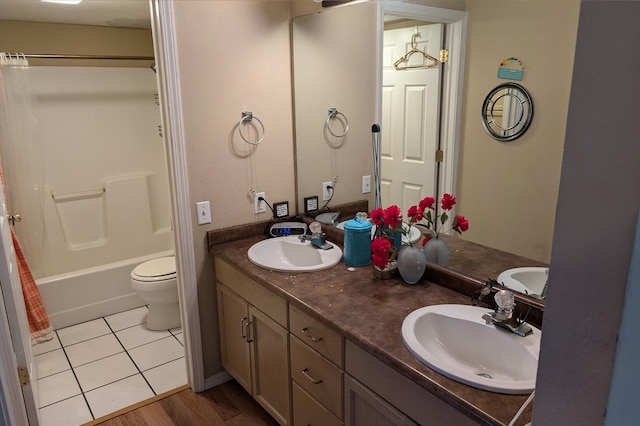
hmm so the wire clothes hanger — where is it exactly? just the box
[392,32,438,70]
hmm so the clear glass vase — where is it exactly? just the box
[423,237,450,266]
[397,246,427,284]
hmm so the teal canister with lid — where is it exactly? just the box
[343,213,372,266]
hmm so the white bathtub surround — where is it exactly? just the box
[24,66,175,332]
[33,306,187,426]
[37,250,174,329]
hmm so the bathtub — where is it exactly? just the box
[37,250,174,330]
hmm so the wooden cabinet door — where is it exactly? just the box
[217,284,252,393]
[344,375,416,426]
[250,305,291,426]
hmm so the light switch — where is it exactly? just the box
[362,175,371,194]
[196,201,211,225]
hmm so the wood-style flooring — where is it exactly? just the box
[93,380,278,426]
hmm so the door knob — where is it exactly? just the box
[8,214,21,225]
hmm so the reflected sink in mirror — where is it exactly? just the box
[497,267,548,298]
[247,236,343,273]
[402,304,541,394]
[335,221,422,245]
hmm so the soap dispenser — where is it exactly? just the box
[343,212,372,266]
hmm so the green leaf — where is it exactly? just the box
[440,213,448,225]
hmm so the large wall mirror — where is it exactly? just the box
[292,0,577,304]
[293,1,465,215]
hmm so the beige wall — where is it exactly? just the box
[0,20,153,68]
[292,2,378,213]
[172,1,295,377]
[458,0,580,263]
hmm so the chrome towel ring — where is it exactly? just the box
[239,111,265,145]
[326,108,349,138]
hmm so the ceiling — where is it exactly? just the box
[0,0,151,29]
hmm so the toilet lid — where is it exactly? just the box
[132,256,176,279]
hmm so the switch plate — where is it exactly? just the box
[362,175,371,194]
[304,196,319,213]
[196,201,211,225]
[254,192,266,214]
[322,181,333,201]
[274,201,289,218]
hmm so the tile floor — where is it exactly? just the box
[33,306,187,426]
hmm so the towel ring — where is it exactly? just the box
[326,108,349,138]
[239,111,265,145]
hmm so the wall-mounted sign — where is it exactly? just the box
[497,57,525,81]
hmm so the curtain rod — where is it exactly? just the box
[22,54,154,61]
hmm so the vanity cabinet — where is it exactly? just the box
[215,256,479,426]
[215,259,290,426]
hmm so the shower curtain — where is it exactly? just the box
[0,53,52,343]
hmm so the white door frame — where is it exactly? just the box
[0,287,29,426]
[377,2,467,203]
[149,0,205,392]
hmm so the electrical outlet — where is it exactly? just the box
[362,175,371,194]
[254,192,266,214]
[196,201,211,225]
[322,181,333,201]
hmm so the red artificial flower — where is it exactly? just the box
[441,193,456,211]
[370,208,384,227]
[419,196,436,211]
[407,205,423,223]
[382,205,402,228]
[370,237,392,268]
[421,236,431,247]
[453,215,469,233]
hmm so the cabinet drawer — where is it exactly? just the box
[291,336,343,418]
[293,381,342,426]
[345,341,477,426]
[290,304,343,366]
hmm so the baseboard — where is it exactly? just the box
[204,370,233,390]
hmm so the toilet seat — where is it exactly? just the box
[131,256,176,282]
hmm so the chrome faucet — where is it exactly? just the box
[482,289,533,337]
[299,221,333,250]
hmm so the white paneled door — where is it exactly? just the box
[381,24,444,213]
[0,190,39,425]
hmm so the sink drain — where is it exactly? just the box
[476,372,493,379]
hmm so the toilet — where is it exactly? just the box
[130,256,180,330]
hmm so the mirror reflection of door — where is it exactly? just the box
[381,23,443,214]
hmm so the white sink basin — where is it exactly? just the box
[497,267,548,297]
[336,221,422,244]
[402,304,541,394]
[247,236,342,272]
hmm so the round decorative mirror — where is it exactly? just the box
[481,82,534,142]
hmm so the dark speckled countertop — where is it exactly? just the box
[209,234,537,426]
